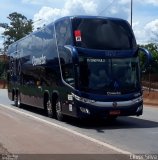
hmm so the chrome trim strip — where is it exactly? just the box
[72,93,143,107]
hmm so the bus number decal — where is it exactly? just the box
[74,30,82,42]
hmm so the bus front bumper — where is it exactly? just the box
[74,99,143,119]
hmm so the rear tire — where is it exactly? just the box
[14,92,21,108]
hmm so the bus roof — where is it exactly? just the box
[8,15,130,50]
[54,15,128,23]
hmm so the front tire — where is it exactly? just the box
[45,98,53,118]
[55,100,64,121]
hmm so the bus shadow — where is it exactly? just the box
[64,116,158,131]
[12,104,46,116]
[14,104,158,131]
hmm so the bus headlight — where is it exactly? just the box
[72,93,95,104]
[136,105,143,113]
[80,107,90,114]
[132,96,143,104]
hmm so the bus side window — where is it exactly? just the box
[55,18,75,87]
[63,65,75,87]
[56,19,72,47]
[60,52,75,87]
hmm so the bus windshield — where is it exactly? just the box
[72,18,136,50]
[78,57,140,94]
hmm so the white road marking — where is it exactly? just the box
[0,103,131,154]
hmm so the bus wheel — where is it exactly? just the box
[46,98,54,118]
[55,100,64,121]
[14,92,21,108]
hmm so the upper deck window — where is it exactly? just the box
[72,18,136,50]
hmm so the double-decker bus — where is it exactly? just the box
[7,16,151,121]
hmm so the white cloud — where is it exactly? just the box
[133,21,139,28]
[144,19,158,41]
[133,19,158,44]
[145,19,158,32]
[133,28,146,44]
[0,28,5,35]
[63,0,97,15]
[33,0,98,29]
[22,0,56,5]
[118,0,130,5]
[22,0,41,5]
[22,0,67,9]
[0,28,5,49]
[32,0,158,44]
[129,0,158,7]
[34,7,62,25]
[23,0,158,7]
[0,41,3,49]
[33,0,131,30]
[141,0,158,6]
[96,0,130,20]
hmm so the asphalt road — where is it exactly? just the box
[0,89,158,156]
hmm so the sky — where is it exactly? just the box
[0,0,158,49]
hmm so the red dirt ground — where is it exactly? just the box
[143,90,158,107]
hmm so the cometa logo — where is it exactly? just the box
[112,102,117,107]
[32,55,46,66]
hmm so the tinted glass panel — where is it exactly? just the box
[55,19,75,87]
[55,18,72,47]
[72,18,136,50]
[60,49,75,87]
[78,57,140,94]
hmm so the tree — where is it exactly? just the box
[139,43,158,73]
[2,12,33,48]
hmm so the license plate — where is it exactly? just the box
[109,110,120,115]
